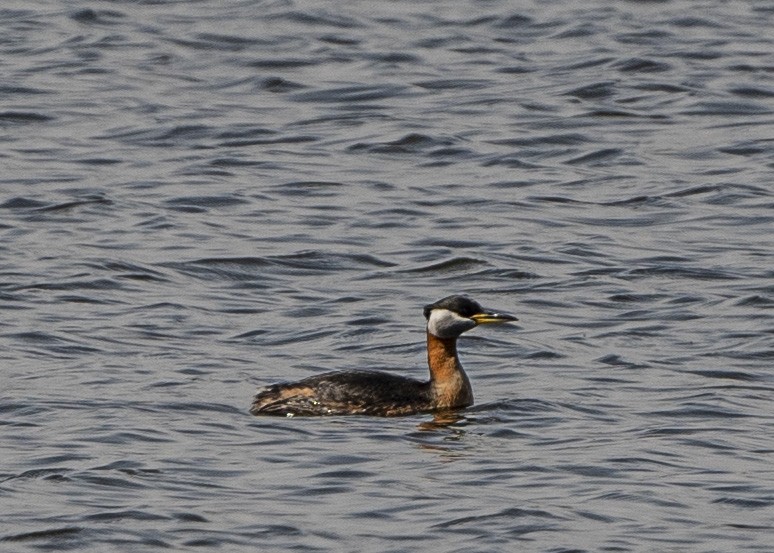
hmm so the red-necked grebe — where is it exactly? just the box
[250,295,517,417]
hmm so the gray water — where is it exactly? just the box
[1,0,773,551]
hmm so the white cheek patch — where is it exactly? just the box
[427,309,474,338]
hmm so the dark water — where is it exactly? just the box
[2,0,773,551]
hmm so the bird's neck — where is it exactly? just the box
[426,331,473,409]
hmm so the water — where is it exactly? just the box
[1,0,773,551]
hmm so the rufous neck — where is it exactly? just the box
[426,331,473,408]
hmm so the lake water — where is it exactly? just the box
[1,1,773,551]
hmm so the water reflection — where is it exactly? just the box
[417,411,466,431]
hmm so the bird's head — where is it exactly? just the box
[423,295,517,339]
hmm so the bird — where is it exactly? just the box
[249,295,517,417]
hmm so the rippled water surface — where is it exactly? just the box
[2,0,773,551]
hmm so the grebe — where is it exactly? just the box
[250,295,517,417]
